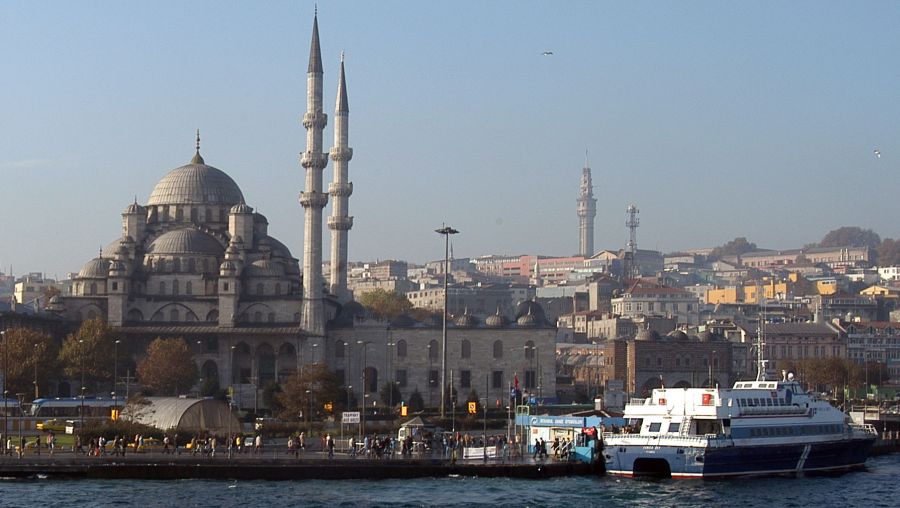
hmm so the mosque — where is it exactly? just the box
[49,13,556,410]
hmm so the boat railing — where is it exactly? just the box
[603,432,714,446]
[849,423,878,437]
[628,397,649,406]
[738,405,808,416]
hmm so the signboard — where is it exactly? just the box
[467,402,477,414]
[527,416,586,428]
[342,411,360,424]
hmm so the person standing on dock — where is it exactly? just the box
[326,434,335,459]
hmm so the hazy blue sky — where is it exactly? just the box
[1,1,898,278]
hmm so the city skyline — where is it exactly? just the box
[2,1,899,278]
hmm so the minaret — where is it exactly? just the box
[328,51,353,301]
[300,12,329,336]
[576,151,597,257]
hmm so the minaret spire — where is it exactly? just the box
[300,10,329,335]
[191,129,204,164]
[328,51,353,301]
[576,153,597,257]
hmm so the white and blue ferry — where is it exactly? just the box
[603,370,877,478]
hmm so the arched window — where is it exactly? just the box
[685,356,691,367]
[268,312,275,322]
[202,258,209,273]
[186,281,192,295]
[254,311,263,322]
[675,356,681,367]
[206,208,212,222]
[396,340,407,358]
[170,308,179,321]
[174,258,181,272]
[188,258,196,272]
[190,208,198,222]
[89,283,97,295]
[335,341,346,358]
[256,283,264,295]
[175,207,183,221]
[428,340,439,360]
[159,281,166,295]
[461,339,471,359]
[493,340,503,359]
[172,280,179,295]
[274,283,281,295]
[206,309,219,322]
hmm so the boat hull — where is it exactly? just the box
[605,437,875,479]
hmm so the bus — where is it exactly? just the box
[30,397,120,419]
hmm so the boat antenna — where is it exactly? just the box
[756,287,768,381]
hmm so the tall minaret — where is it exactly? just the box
[300,12,329,336]
[328,52,353,301]
[576,152,597,257]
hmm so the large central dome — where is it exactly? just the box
[148,152,244,206]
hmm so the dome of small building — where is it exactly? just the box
[230,201,254,214]
[485,308,508,328]
[245,259,285,277]
[146,229,224,256]
[219,260,237,275]
[635,329,661,341]
[517,308,537,328]
[260,235,295,259]
[515,299,545,321]
[254,213,268,224]
[667,330,689,341]
[77,257,112,279]
[148,155,244,207]
[454,310,478,328]
[123,201,146,214]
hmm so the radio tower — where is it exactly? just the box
[625,204,640,279]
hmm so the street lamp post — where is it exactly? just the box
[33,343,39,401]
[357,341,371,437]
[16,392,24,458]
[435,224,458,419]
[113,339,120,413]
[1,330,7,445]
[79,339,85,436]
[305,389,312,429]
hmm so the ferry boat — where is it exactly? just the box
[603,335,877,478]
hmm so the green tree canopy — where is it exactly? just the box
[275,363,344,421]
[876,238,900,266]
[380,381,402,408]
[818,226,881,248]
[136,337,199,396]
[59,318,117,390]
[710,237,757,259]
[407,389,424,412]
[358,289,413,320]
[0,327,60,400]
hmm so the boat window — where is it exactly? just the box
[778,398,785,406]
[668,423,680,433]
[649,422,662,433]
[766,398,773,407]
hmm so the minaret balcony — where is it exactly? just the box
[300,152,329,169]
[327,215,354,231]
[302,111,328,129]
[329,146,353,161]
[328,181,353,197]
[299,191,329,208]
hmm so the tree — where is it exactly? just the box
[380,381,402,408]
[59,318,117,390]
[876,238,900,266]
[0,327,60,399]
[819,226,881,249]
[709,237,757,259]
[261,380,283,415]
[275,363,344,421]
[136,337,199,396]
[407,389,424,412]
[358,289,413,320]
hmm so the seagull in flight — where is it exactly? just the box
[874,148,881,159]
[542,51,554,56]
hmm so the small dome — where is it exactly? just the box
[219,260,237,274]
[147,229,224,256]
[454,311,478,328]
[148,155,244,207]
[667,330,689,341]
[245,259,285,277]
[124,202,145,214]
[230,202,254,214]
[254,213,269,224]
[77,258,111,278]
[485,309,508,328]
[636,329,661,341]
[517,309,537,328]
[515,299,546,321]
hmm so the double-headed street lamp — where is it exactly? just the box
[357,340,372,436]
[113,339,121,413]
[435,224,458,419]
[79,339,86,434]
[2,330,7,443]
[33,343,39,400]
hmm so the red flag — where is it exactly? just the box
[514,373,519,390]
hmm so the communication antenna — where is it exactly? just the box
[625,204,640,278]
[756,286,768,381]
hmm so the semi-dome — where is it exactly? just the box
[245,259,286,277]
[78,257,112,279]
[515,299,545,320]
[667,330,689,341]
[146,228,224,256]
[148,153,244,206]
